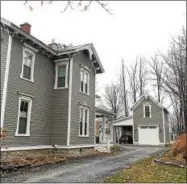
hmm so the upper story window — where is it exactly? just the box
[79,106,89,137]
[21,47,35,82]
[80,68,90,95]
[144,105,151,118]
[15,95,32,136]
[55,62,68,89]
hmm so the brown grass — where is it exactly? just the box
[1,150,113,168]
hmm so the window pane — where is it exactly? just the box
[24,51,32,67]
[85,73,88,93]
[80,122,83,135]
[20,100,28,113]
[149,126,156,129]
[80,108,83,135]
[85,84,88,94]
[18,117,27,134]
[58,66,66,77]
[84,109,88,135]
[81,81,84,92]
[85,73,88,83]
[58,76,65,87]
[141,126,148,129]
[145,106,150,117]
[81,71,84,82]
[23,65,31,79]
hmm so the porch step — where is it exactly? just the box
[94,145,111,153]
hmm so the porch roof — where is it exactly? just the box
[113,116,133,126]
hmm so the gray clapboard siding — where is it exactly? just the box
[50,89,69,145]
[70,52,95,145]
[3,37,55,146]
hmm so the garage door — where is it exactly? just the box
[138,126,159,145]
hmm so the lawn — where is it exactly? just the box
[104,157,186,183]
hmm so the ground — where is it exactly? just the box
[105,156,186,183]
[1,145,165,183]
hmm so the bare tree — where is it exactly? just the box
[148,54,165,103]
[159,27,187,131]
[104,83,121,117]
[127,59,139,103]
[24,1,113,15]
[138,57,148,97]
[120,58,129,117]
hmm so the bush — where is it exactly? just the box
[0,128,8,139]
[110,145,121,152]
[172,132,186,159]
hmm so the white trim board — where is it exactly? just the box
[1,144,96,152]
[67,56,73,146]
[162,108,166,144]
[1,34,12,128]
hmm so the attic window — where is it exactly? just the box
[144,105,151,118]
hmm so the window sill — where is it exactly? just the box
[15,133,30,137]
[79,91,90,96]
[54,87,68,90]
[20,76,34,83]
[78,135,89,138]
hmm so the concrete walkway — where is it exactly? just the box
[1,146,166,183]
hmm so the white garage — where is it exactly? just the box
[138,126,159,145]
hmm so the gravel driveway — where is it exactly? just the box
[1,145,166,183]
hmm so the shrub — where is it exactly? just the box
[0,128,8,139]
[172,132,186,159]
[110,145,121,152]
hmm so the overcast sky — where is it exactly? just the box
[1,1,186,98]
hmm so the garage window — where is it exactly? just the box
[149,126,157,129]
[140,126,148,129]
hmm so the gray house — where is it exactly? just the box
[1,18,104,149]
[113,95,169,146]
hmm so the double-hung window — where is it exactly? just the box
[79,106,89,137]
[144,105,151,118]
[21,48,35,82]
[80,68,89,95]
[15,96,32,136]
[55,62,68,89]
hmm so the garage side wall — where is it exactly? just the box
[133,98,164,144]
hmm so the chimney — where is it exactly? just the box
[20,23,31,34]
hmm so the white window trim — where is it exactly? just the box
[15,95,32,136]
[143,104,152,118]
[20,47,36,83]
[54,61,69,89]
[79,105,89,137]
[80,68,90,95]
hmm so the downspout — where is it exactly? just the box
[1,33,12,128]
[67,54,74,146]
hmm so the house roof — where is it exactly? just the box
[0,17,104,74]
[95,107,116,117]
[130,95,169,113]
